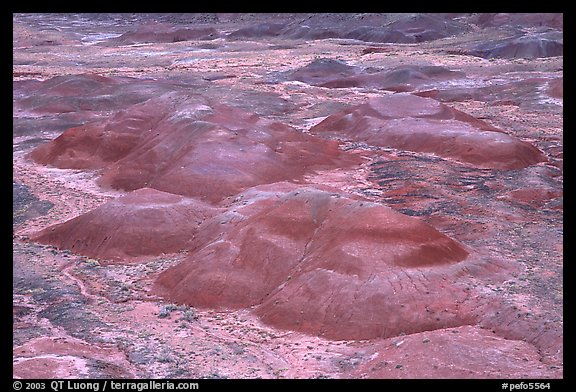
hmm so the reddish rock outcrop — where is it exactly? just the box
[309,93,547,170]
[30,188,220,262]
[152,183,493,340]
[29,92,361,203]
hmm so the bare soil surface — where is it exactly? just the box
[13,13,562,379]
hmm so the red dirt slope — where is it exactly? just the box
[29,92,362,203]
[30,188,220,262]
[151,183,507,341]
[309,93,547,170]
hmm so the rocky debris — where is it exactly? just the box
[365,151,563,225]
[309,93,547,170]
[29,188,220,262]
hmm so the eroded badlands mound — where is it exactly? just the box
[14,73,193,115]
[104,24,220,45]
[309,93,547,170]
[415,76,564,110]
[153,183,482,339]
[283,58,466,91]
[29,91,360,203]
[226,13,470,44]
[30,188,220,261]
[467,33,563,60]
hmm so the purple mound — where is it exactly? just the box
[468,34,563,59]
[226,14,470,44]
[105,23,220,45]
[319,65,465,91]
[284,59,465,92]
[344,14,469,43]
[14,73,208,117]
[286,58,359,85]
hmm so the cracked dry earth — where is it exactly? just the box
[13,13,562,379]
